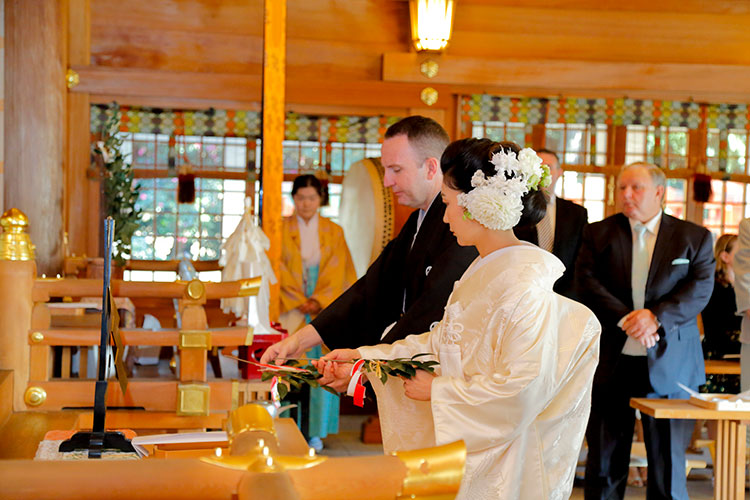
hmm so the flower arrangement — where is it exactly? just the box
[457,147,551,231]
[94,103,142,266]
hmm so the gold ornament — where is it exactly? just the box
[24,386,47,407]
[66,69,80,89]
[394,440,466,499]
[0,208,35,261]
[420,87,439,106]
[186,279,205,300]
[179,330,212,350]
[176,383,210,416]
[420,59,439,79]
[30,332,44,344]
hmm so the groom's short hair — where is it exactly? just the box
[385,116,450,163]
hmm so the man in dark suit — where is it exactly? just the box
[261,116,478,368]
[578,163,714,500]
[514,149,587,298]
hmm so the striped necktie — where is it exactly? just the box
[537,210,554,252]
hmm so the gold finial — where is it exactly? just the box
[394,440,466,499]
[0,208,36,261]
[24,387,47,407]
[66,69,80,89]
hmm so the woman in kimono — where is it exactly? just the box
[319,139,601,499]
[280,174,356,451]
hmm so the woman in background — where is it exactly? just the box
[701,233,741,394]
[279,174,356,451]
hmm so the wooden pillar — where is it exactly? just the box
[5,0,66,275]
[0,0,5,213]
[260,0,286,322]
[65,0,93,258]
[0,261,35,410]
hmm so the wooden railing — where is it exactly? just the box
[0,259,283,416]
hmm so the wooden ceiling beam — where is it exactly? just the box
[383,53,750,103]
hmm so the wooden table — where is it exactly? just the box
[631,398,748,500]
[705,360,742,375]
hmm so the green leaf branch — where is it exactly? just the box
[260,353,439,400]
[95,102,142,266]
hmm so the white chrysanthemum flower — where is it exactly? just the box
[470,170,488,188]
[459,147,551,231]
[517,148,545,188]
[490,150,516,177]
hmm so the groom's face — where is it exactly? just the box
[382,134,434,210]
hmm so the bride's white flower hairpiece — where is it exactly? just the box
[457,147,551,231]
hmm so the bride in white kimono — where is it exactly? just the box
[319,139,601,500]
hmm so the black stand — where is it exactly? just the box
[59,218,135,458]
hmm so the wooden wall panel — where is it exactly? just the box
[87,0,750,86]
[5,0,66,275]
[382,53,750,103]
[451,5,750,64]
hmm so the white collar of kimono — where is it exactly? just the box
[296,213,321,267]
[460,241,540,283]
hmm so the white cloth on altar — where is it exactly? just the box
[358,244,601,500]
[219,208,276,332]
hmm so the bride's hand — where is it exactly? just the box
[402,370,435,401]
[312,349,360,392]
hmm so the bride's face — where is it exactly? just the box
[441,183,483,246]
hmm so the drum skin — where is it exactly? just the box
[339,158,413,278]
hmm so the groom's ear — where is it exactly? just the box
[424,157,440,180]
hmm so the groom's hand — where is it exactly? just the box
[402,370,435,401]
[260,324,323,364]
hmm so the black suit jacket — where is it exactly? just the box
[514,197,588,298]
[575,212,715,395]
[312,197,478,349]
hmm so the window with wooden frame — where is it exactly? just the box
[125,133,255,263]
[703,128,750,237]
[123,132,256,282]
[544,124,608,223]
[625,125,690,170]
[544,123,608,167]
[706,128,750,174]
[470,121,528,146]
[124,134,384,281]
[702,180,748,238]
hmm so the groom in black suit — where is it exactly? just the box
[514,149,587,298]
[578,163,714,500]
[261,116,477,365]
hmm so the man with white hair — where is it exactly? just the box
[578,163,715,500]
